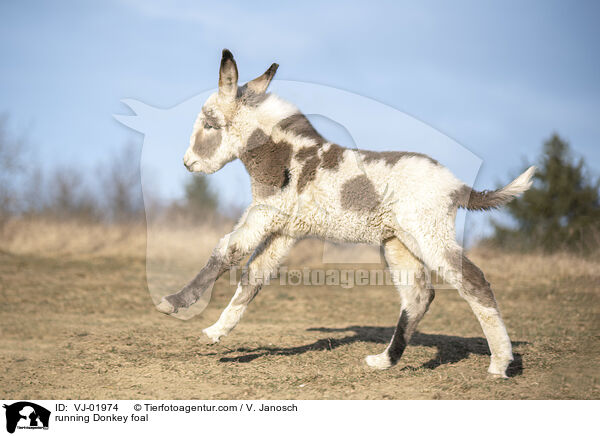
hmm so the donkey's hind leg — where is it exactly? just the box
[365,238,435,369]
[443,251,513,378]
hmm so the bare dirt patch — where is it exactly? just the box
[0,240,598,399]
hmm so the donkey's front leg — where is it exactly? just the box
[203,234,295,342]
[156,205,282,315]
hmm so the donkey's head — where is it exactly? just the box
[183,49,283,173]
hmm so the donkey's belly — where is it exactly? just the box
[289,208,388,245]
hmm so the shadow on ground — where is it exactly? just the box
[211,325,525,377]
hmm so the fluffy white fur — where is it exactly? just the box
[161,50,534,378]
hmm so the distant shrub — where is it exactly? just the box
[0,115,221,230]
[98,144,144,223]
[0,116,25,227]
[491,133,600,252]
[163,174,219,225]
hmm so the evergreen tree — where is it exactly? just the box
[492,134,600,252]
[183,174,218,218]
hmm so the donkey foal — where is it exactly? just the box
[156,49,535,378]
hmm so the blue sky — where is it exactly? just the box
[1,0,599,240]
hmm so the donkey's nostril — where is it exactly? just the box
[184,160,198,172]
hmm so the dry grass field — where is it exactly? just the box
[0,220,598,399]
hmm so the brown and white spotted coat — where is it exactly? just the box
[158,50,535,378]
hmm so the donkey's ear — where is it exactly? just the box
[246,63,279,94]
[218,49,238,100]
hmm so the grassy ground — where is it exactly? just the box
[0,225,598,399]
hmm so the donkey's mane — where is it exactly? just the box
[275,113,325,145]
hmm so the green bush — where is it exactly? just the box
[492,134,600,252]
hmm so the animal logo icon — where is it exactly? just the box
[3,402,50,434]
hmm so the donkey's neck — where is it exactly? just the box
[240,112,327,199]
[254,94,325,146]
[273,113,325,146]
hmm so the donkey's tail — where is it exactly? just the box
[456,166,536,211]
